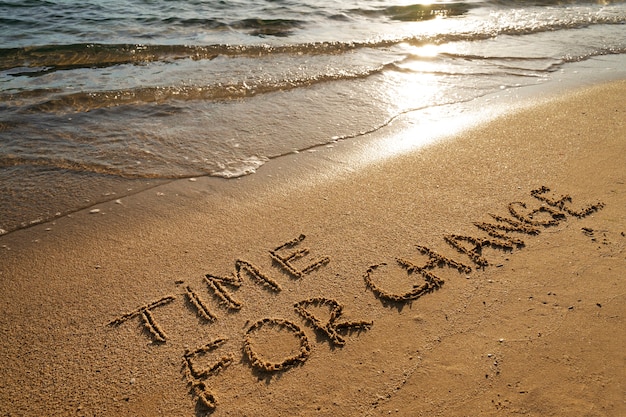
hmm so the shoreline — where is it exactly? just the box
[2,53,626,237]
[1,80,625,416]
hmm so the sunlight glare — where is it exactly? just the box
[414,43,440,58]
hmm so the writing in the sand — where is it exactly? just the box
[107,186,604,412]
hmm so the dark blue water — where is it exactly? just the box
[1,0,626,233]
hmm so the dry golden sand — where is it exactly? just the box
[1,81,625,417]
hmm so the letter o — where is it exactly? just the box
[243,318,311,372]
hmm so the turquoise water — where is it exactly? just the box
[1,0,626,233]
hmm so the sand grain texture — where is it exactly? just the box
[1,81,625,416]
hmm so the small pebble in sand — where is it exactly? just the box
[189,178,197,182]
[89,209,100,214]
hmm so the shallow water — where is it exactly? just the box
[1,0,626,233]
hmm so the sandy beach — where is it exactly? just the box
[1,80,625,416]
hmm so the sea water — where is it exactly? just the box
[1,0,625,233]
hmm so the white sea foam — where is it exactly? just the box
[211,156,270,179]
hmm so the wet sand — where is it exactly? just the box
[1,81,625,416]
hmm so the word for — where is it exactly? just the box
[181,300,371,410]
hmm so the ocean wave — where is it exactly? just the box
[348,2,477,21]
[0,154,163,179]
[159,16,306,37]
[2,63,394,113]
[0,44,220,72]
[0,17,620,73]
[485,0,626,5]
